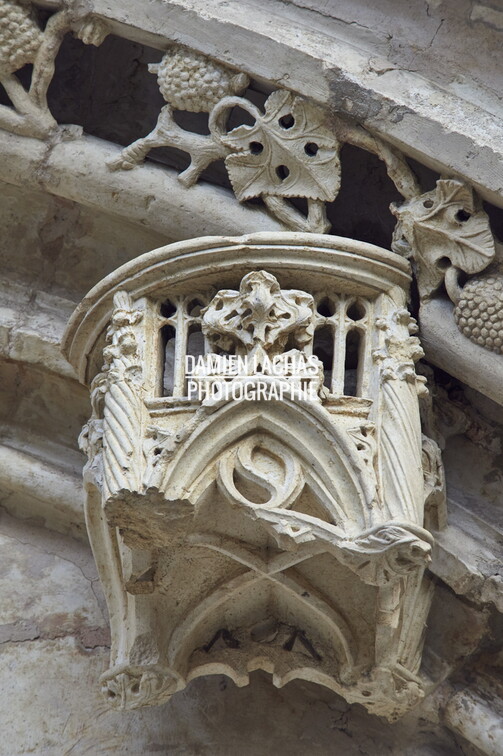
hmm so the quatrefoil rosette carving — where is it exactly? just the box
[63,233,443,721]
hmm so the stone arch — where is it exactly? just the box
[161,395,379,532]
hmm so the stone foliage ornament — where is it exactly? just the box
[108,43,420,233]
[392,179,503,354]
[0,0,108,138]
[0,15,499,355]
[63,233,445,721]
[391,179,495,300]
[108,46,250,189]
[209,89,341,233]
[107,40,502,357]
[201,270,314,361]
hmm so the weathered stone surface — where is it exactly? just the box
[0,512,482,756]
[0,643,475,756]
[0,0,501,752]
[0,510,107,641]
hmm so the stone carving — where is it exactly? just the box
[201,270,315,360]
[107,43,421,232]
[1,13,499,358]
[392,179,495,300]
[373,308,430,524]
[150,48,249,112]
[421,434,447,531]
[79,291,144,498]
[373,307,426,391]
[392,179,503,354]
[0,0,108,138]
[108,45,249,188]
[7,7,491,343]
[210,89,340,233]
[433,383,501,454]
[63,233,442,721]
[217,434,305,511]
[451,266,503,354]
[101,665,178,710]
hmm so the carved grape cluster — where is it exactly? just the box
[454,272,503,353]
[150,45,249,112]
[0,0,43,75]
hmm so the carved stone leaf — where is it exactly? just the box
[415,194,495,274]
[435,179,475,212]
[221,90,341,202]
[392,180,495,298]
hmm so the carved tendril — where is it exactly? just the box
[0,2,108,138]
[106,44,423,233]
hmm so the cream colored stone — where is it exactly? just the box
[392,180,495,301]
[392,178,503,366]
[0,1,107,138]
[443,684,503,756]
[109,50,419,233]
[63,233,443,720]
[0,638,468,756]
[0,1,502,752]
[29,0,503,209]
[0,131,285,239]
[108,45,249,188]
[419,297,503,406]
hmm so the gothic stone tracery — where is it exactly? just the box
[63,233,445,721]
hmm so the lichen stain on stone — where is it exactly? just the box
[324,71,383,121]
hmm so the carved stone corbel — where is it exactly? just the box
[63,233,443,721]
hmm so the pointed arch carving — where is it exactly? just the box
[64,233,441,720]
[158,395,377,533]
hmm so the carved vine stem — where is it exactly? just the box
[106,44,424,234]
[108,104,229,188]
[0,3,108,138]
[333,120,421,200]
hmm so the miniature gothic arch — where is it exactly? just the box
[63,232,445,721]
